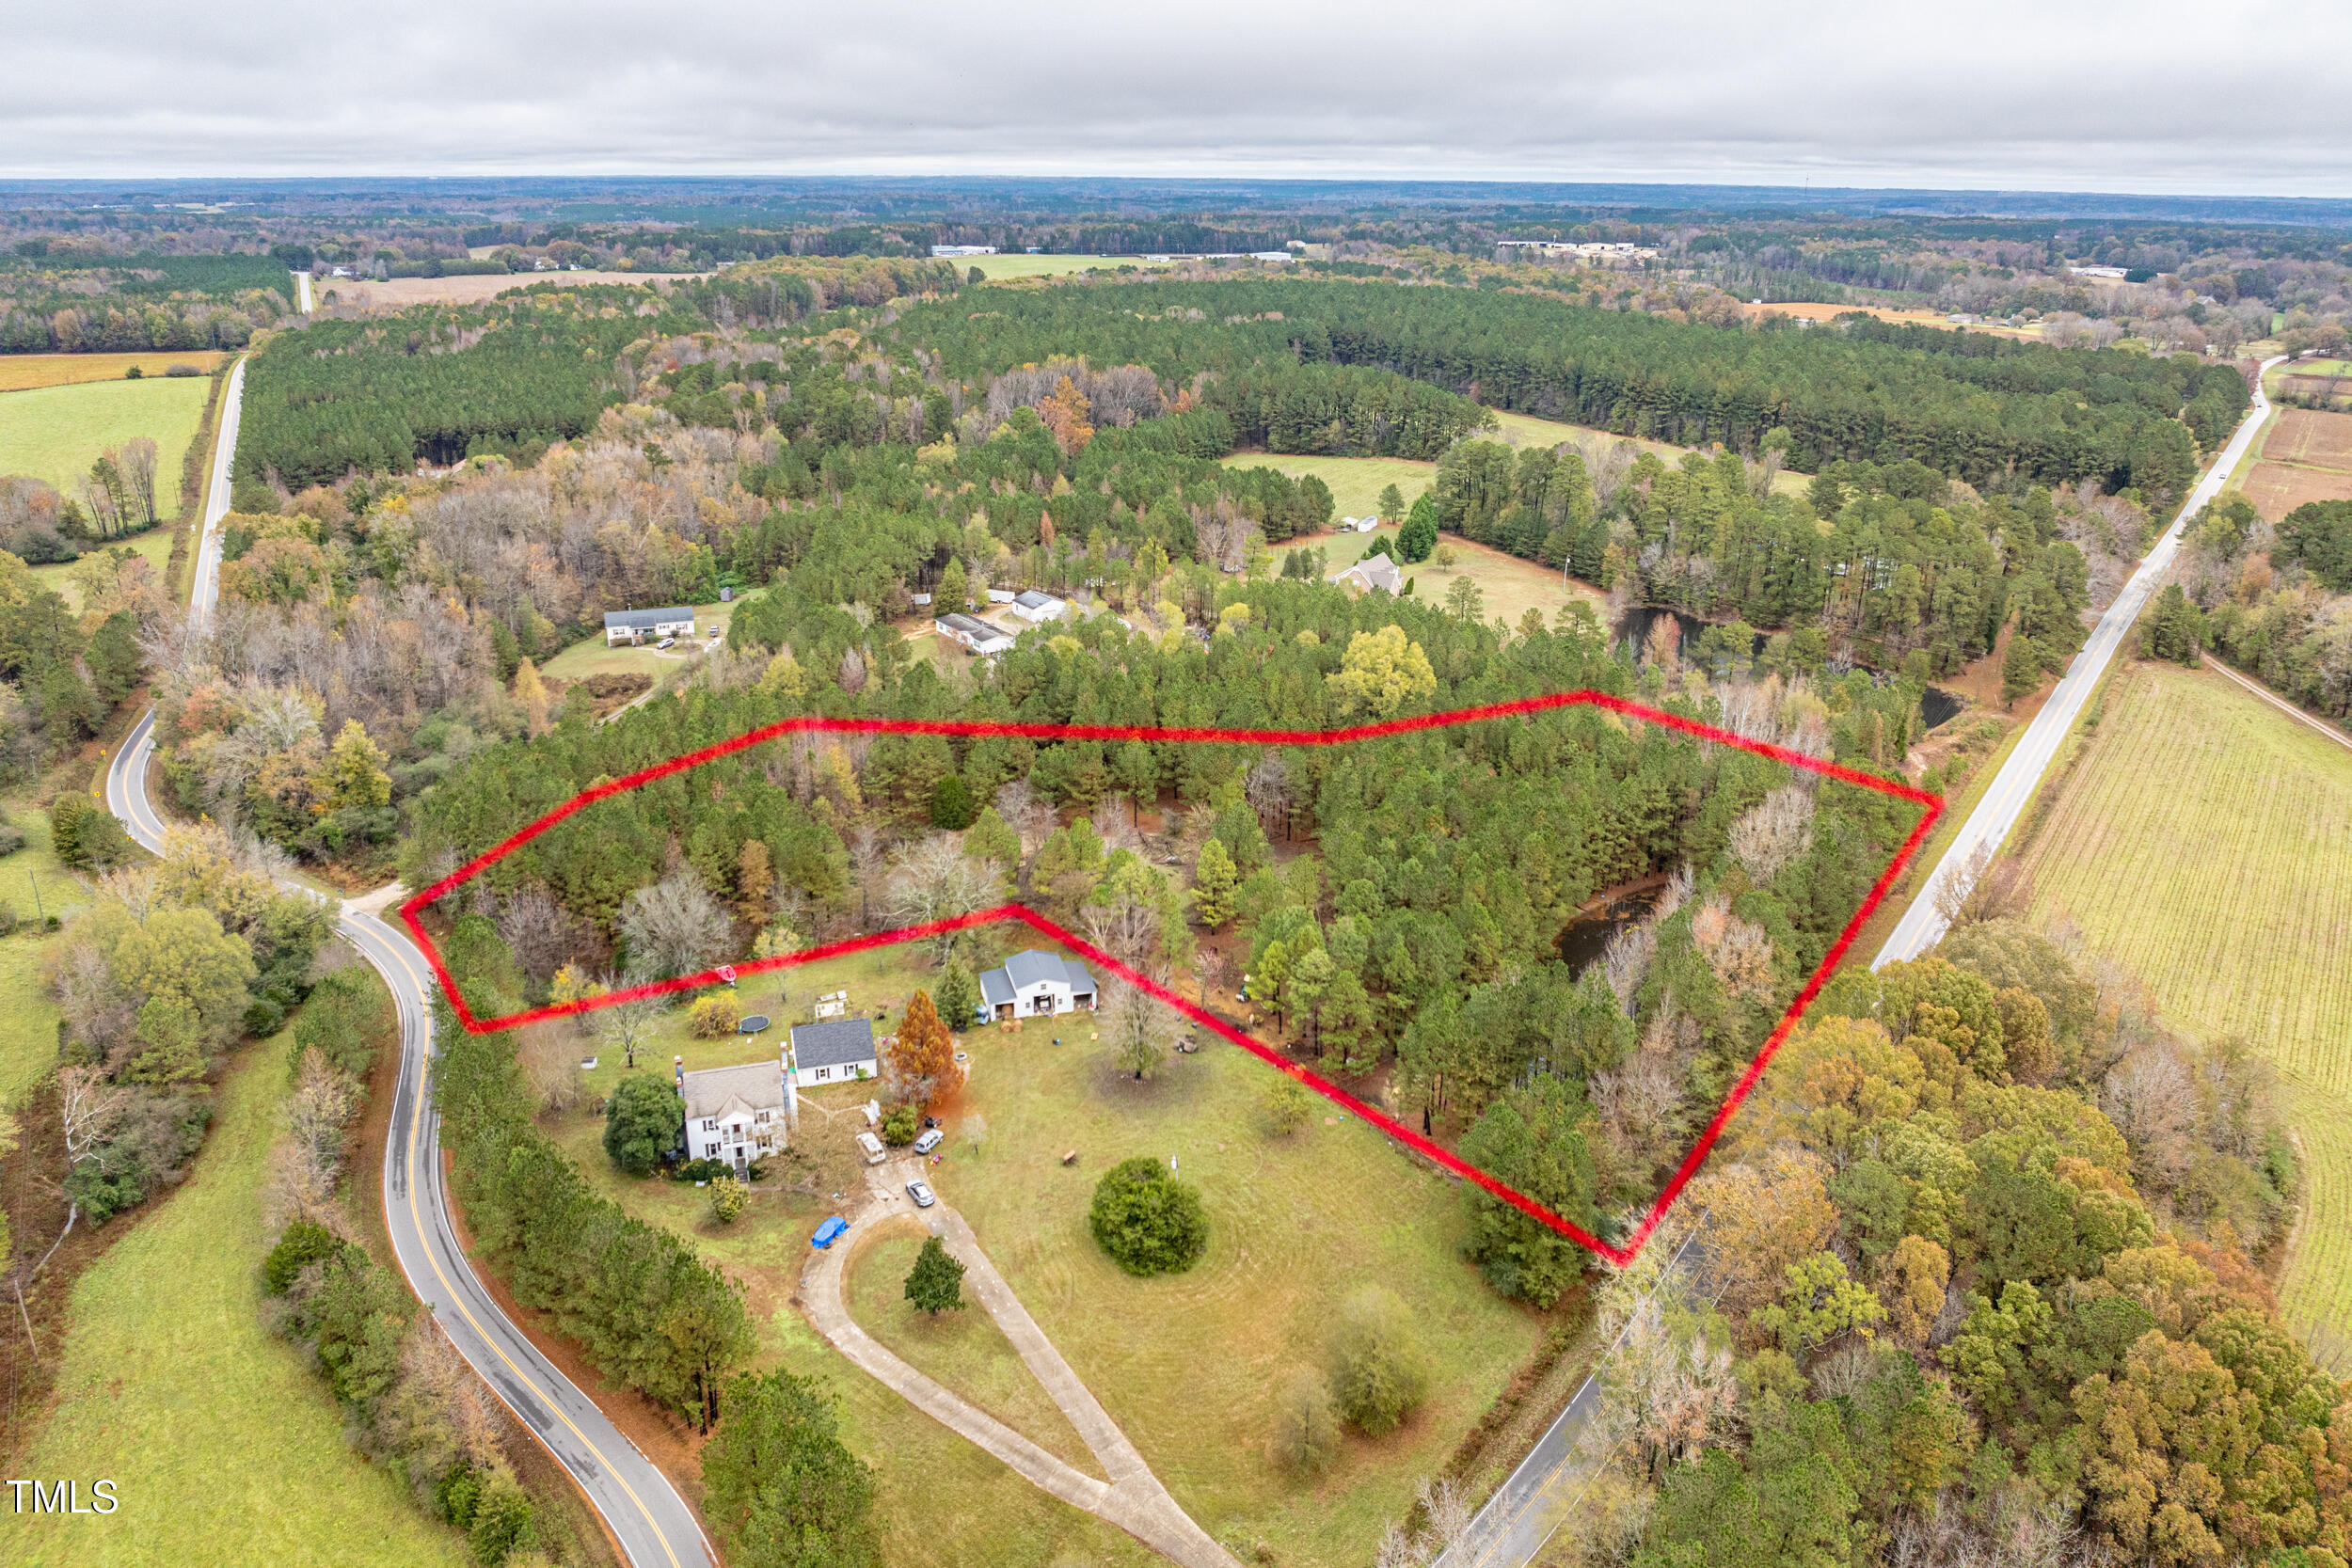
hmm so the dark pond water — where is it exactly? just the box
[1919,685,1966,730]
[1554,878,1668,974]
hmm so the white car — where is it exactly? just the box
[657,636,676,650]
[906,1180,936,1208]
[913,1128,944,1155]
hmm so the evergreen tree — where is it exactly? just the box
[1398,493,1439,562]
[2001,631,2042,705]
[603,1074,684,1175]
[1189,838,1239,930]
[933,960,980,1032]
[903,1235,967,1314]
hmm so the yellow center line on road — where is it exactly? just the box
[354,917,689,1568]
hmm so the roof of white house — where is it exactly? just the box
[1334,553,1405,594]
[1014,590,1061,610]
[604,607,695,630]
[791,1017,877,1071]
[681,1060,785,1121]
[979,950,1100,1006]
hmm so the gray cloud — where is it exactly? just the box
[9,0,2350,193]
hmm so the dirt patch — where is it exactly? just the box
[1738,300,2041,341]
[2243,408,2352,520]
[553,672,655,721]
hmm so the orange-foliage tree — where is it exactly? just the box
[886,990,961,1104]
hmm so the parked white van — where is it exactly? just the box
[856,1132,886,1164]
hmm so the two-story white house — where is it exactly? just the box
[676,1053,792,1175]
[977,950,1100,1022]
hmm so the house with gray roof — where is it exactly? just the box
[603,606,697,645]
[1010,589,1066,624]
[676,1052,790,1174]
[1331,552,1405,597]
[977,950,1099,1022]
[790,1017,879,1087]
[934,610,1014,657]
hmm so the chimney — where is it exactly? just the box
[781,1037,800,1138]
[674,1054,685,1096]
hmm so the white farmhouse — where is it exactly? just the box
[790,1017,880,1087]
[676,1053,792,1176]
[934,611,1014,657]
[604,607,697,646]
[977,950,1099,1022]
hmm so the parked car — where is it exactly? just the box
[811,1216,849,1248]
[856,1132,886,1164]
[906,1180,936,1208]
[657,636,676,650]
[914,1128,944,1155]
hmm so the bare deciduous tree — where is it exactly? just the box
[993,780,1056,851]
[1728,785,1815,885]
[117,437,160,530]
[618,873,732,980]
[884,834,995,961]
[1101,978,1184,1081]
[497,884,576,982]
[57,1065,130,1173]
[517,1023,588,1114]
[593,993,663,1071]
[1932,839,1998,927]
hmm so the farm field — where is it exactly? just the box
[1735,298,2042,341]
[313,270,698,309]
[0,375,211,512]
[547,942,1544,1565]
[2237,407,2352,520]
[0,353,226,392]
[10,1036,471,1568]
[961,253,1173,282]
[2013,659,2352,1347]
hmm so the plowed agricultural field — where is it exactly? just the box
[2242,407,2352,521]
[2017,659,2352,1349]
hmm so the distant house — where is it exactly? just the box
[1332,553,1405,597]
[935,611,1014,657]
[987,589,1016,605]
[978,951,1099,1022]
[931,245,998,258]
[2069,265,2128,279]
[604,607,696,645]
[1010,590,1065,624]
[791,1018,879,1087]
[677,1053,791,1175]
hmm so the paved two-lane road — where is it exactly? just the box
[1872,356,2287,968]
[103,359,711,1568]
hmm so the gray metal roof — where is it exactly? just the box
[680,1060,784,1120]
[603,607,695,629]
[790,1016,877,1070]
[936,611,1008,641]
[985,950,1098,999]
[1014,590,1059,610]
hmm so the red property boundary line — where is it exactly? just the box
[399,691,1941,1266]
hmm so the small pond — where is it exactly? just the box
[1554,877,1669,974]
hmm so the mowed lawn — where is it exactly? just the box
[548,947,1541,1565]
[537,593,759,685]
[12,1037,469,1568]
[961,254,1174,282]
[1281,515,1606,631]
[0,375,212,510]
[27,524,179,611]
[0,354,225,393]
[2014,659,2352,1345]
[1220,452,1435,524]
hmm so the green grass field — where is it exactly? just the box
[1219,452,1435,525]
[0,376,212,512]
[537,594,759,684]
[1273,513,1605,632]
[960,254,1174,282]
[0,800,86,1107]
[548,944,1541,1565]
[27,524,179,611]
[2014,660,2352,1347]
[11,1035,470,1568]
[845,1226,1104,1477]
[0,355,226,394]
[1487,408,1814,497]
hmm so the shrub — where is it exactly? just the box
[0,821,25,856]
[881,1103,920,1146]
[0,903,16,939]
[1263,1078,1312,1135]
[707,1175,748,1225]
[50,794,130,871]
[602,1073,684,1175]
[688,992,743,1037]
[1089,1157,1209,1276]
[264,1220,343,1294]
[673,1157,732,1183]
[1326,1286,1431,1435]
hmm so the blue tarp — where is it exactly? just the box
[811,1216,849,1249]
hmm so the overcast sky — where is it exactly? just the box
[9,0,2348,195]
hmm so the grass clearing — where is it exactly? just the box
[1219,452,1434,523]
[549,943,1542,1564]
[0,376,212,512]
[11,1036,470,1568]
[2013,659,2352,1347]
[0,354,226,393]
[1486,408,1813,498]
[1281,517,1606,631]
[0,800,87,1107]
[844,1225,1104,1477]
[960,254,1173,283]
[26,524,179,610]
[537,594,759,685]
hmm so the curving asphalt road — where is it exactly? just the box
[103,359,711,1568]
[1872,356,2288,968]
